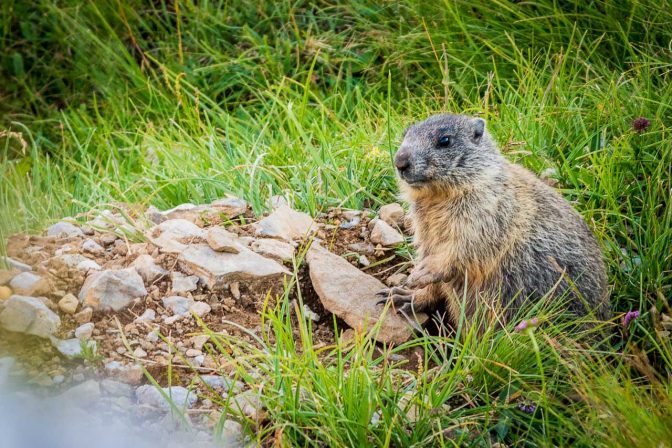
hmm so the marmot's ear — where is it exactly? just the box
[472,118,486,143]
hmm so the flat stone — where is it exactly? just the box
[133,347,147,358]
[0,256,31,272]
[206,227,240,253]
[131,254,167,284]
[379,203,404,227]
[79,268,147,311]
[104,361,143,385]
[75,322,94,340]
[148,219,204,253]
[170,271,199,293]
[369,219,404,247]
[81,238,105,255]
[47,221,83,238]
[250,239,295,262]
[179,244,289,290]
[9,272,50,296]
[253,205,316,241]
[306,244,425,344]
[135,385,197,410]
[0,295,61,338]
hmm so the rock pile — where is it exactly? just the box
[0,197,414,436]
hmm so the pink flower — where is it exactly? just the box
[632,117,650,133]
[514,318,540,332]
[623,310,640,327]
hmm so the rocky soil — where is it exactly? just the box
[0,197,417,446]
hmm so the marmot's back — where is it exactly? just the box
[495,163,610,320]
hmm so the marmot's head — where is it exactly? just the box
[394,114,500,189]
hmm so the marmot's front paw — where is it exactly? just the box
[406,259,445,289]
[376,287,415,315]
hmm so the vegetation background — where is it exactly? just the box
[1,0,671,446]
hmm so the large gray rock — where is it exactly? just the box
[0,295,61,338]
[135,385,197,410]
[148,218,204,253]
[253,205,316,241]
[370,219,405,247]
[306,244,425,345]
[8,272,49,296]
[179,244,289,290]
[47,221,83,238]
[79,268,147,311]
[131,254,167,284]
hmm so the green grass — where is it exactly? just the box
[2,0,672,446]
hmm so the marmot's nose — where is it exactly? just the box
[395,150,411,172]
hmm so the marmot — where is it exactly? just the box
[378,114,611,327]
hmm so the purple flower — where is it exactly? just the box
[623,310,640,327]
[518,402,537,414]
[514,317,540,332]
[632,117,650,133]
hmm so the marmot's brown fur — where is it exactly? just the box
[379,114,611,327]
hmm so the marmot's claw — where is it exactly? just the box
[376,288,414,308]
[376,287,412,298]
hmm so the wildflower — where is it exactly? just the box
[632,117,650,133]
[517,402,537,414]
[623,310,640,327]
[514,317,540,332]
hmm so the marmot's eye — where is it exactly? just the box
[437,135,453,148]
